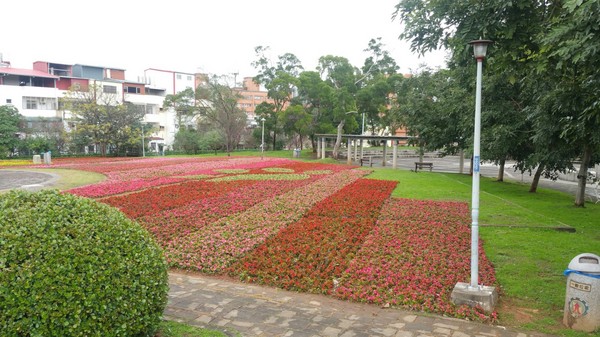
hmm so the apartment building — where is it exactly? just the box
[0,54,282,153]
[235,76,287,127]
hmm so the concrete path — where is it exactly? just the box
[166,272,555,337]
[0,170,59,191]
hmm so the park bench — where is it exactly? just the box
[360,156,374,167]
[414,162,433,172]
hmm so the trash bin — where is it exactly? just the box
[293,148,301,158]
[563,253,600,332]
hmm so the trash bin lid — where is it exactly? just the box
[568,253,600,274]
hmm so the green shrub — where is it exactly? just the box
[0,190,169,337]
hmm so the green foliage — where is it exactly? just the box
[196,76,247,153]
[0,190,169,337]
[61,84,145,156]
[174,128,202,154]
[163,88,197,128]
[0,105,22,158]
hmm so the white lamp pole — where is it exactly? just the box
[361,112,365,135]
[261,117,266,160]
[141,123,145,157]
[468,38,493,289]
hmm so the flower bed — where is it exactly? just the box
[164,169,369,273]
[65,157,298,198]
[136,177,319,245]
[53,156,500,322]
[333,198,498,320]
[228,179,397,293]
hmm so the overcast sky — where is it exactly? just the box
[2,0,448,81]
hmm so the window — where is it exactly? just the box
[187,75,192,81]
[145,104,155,114]
[6,99,11,104]
[159,126,165,131]
[25,97,37,109]
[103,85,117,93]
[125,86,141,94]
[176,74,182,80]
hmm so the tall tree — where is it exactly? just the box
[279,105,312,150]
[163,87,197,129]
[317,55,359,159]
[0,105,22,158]
[252,46,302,150]
[195,76,248,154]
[357,38,400,138]
[61,84,144,156]
[294,71,336,152]
[535,0,600,206]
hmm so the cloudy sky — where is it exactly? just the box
[2,0,448,81]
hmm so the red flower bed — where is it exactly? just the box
[163,170,368,273]
[228,179,397,293]
[101,180,256,219]
[333,198,498,320]
[137,177,319,245]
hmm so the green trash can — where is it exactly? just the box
[563,253,600,332]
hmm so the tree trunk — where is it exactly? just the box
[529,165,544,193]
[332,120,345,159]
[575,145,592,207]
[497,158,506,182]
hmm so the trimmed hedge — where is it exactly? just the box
[0,190,168,337]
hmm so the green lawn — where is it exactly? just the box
[367,168,600,336]
[157,320,231,337]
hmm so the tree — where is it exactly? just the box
[392,0,594,198]
[163,88,197,129]
[195,76,247,154]
[61,84,145,156]
[317,55,359,159]
[0,105,21,158]
[173,127,201,154]
[252,46,302,150]
[279,105,312,150]
[294,71,336,152]
[536,0,600,206]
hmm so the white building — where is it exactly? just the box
[0,59,198,153]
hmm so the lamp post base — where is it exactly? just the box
[451,282,498,312]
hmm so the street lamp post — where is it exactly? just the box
[468,38,493,289]
[451,38,497,312]
[141,123,145,157]
[361,112,365,135]
[261,117,266,160]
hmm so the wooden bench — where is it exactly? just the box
[360,156,374,167]
[414,162,433,172]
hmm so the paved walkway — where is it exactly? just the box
[166,272,554,337]
[0,170,59,191]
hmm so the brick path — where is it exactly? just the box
[166,272,556,337]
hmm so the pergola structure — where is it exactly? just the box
[314,134,415,168]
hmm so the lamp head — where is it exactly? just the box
[468,39,494,60]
